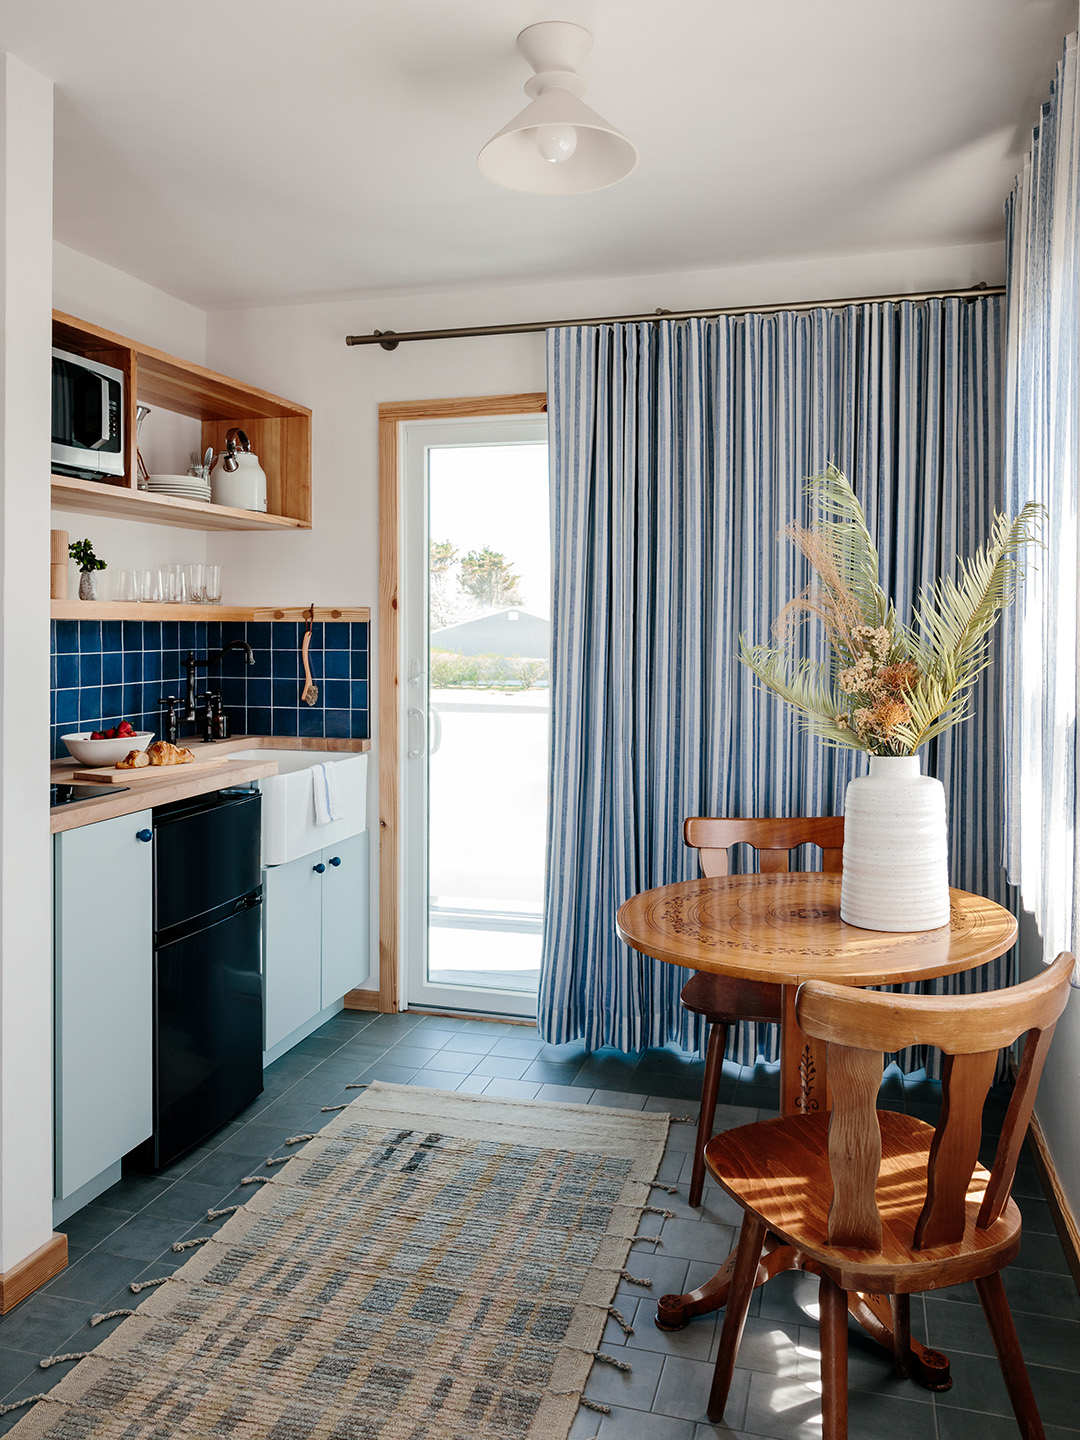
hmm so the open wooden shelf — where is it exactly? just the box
[52,312,312,532]
[51,602,370,623]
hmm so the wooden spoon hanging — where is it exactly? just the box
[301,604,319,706]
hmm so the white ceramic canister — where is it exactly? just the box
[210,451,267,512]
[839,754,950,932]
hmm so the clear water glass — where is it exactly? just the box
[185,564,205,604]
[203,565,222,604]
[135,569,153,603]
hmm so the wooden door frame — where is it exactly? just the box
[375,394,548,1011]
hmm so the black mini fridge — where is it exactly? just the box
[127,788,264,1171]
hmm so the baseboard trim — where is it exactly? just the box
[0,1233,68,1314]
[1026,1110,1080,1293]
[343,989,381,1011]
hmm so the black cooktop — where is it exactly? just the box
[50,783,131,807]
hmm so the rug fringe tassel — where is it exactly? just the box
[39,1352,90,1369]
[650,1181,679,1194]
[171,1236,210,1253]
[642,1204,674,1218]
[669,1114,696,1123]
[0,1393,50,1416]
[345,1082,367,1089]
[321,1103,348,1112]
[265,1155,290,1166]
[89,1309,135,1326]
[592,1351,632,1372]
[551,1392,610,1416]
[207,1205,241,1219]
[286,1132,316,1145]
[619,1269,653,1286]
[240,1175,270,1185]
[129,1276,170,1293]
[630,1234,661,1247]
[606,1305,634,1336]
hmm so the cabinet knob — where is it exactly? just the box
[329,856,342,867]
[136,829,152,843]
[313,862,326,874]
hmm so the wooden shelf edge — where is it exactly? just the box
[51,476,309,532]
[52,602,371,623]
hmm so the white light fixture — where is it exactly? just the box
[478,21,638,195]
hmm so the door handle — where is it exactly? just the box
[407,706,426,758]
[328,856,342,867]
[313,862,326,874]
[136,829,152,843]
[429,706,442,756]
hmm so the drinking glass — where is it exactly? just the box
[135,569,153,603]
[203,565,222,605]
[185,564,205,604]
[115,570,136,602]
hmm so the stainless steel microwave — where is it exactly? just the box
[51,348,125,480]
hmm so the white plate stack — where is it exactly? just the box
[146,473,212,502]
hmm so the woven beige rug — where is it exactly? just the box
[12,1081,669,1440]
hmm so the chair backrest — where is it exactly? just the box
[684,816,845,878]
[795,951,1076,1251]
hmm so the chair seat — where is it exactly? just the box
[704,1111,1022,1294]
[681,969,781,1025]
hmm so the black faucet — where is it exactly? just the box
[183,641,255,724]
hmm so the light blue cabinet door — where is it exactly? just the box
[263,853,324,1050]
[320,831,370,1006]
[54,810,153,1199]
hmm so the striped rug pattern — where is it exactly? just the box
[10,1084,668,1440]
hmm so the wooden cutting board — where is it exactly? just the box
[72,754,235,784]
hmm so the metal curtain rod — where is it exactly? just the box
[344,283,1004,350]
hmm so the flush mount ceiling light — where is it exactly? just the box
[478,21,638,195]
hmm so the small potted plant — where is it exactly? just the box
[69,538,106,601]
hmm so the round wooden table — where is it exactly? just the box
[615,871,1018,1385]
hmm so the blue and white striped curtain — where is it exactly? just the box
[540,298,1011,1060]
[1003,28,1080,965]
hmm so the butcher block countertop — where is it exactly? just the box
[50,734,371,834]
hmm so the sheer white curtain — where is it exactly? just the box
[1003,26,1080,963]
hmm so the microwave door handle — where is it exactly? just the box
[88,375,111,449]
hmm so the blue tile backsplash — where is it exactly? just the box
[50,619,369,759]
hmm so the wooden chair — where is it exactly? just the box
[704,949,1076,1440]
[681,816,845,1205]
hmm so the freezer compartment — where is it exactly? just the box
[129,902,263,1171]
[154,789,262,935]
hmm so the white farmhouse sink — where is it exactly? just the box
[227,750,368,866]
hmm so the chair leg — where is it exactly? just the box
[975,1273,1046,1440]
[707,1212,766,1422]
[819,1273,849,1440]
[890,1293,910,1379]
[690,1020,728,1207]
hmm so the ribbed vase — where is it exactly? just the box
[840,754,950,932]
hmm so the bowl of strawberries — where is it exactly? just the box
[62,722,154,766]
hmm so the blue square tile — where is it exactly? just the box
[142,622,161,650]
[350,680,368,710]
[55,689,79,724]
[143,652,162,682]
[249,649,272,679]
[325,622,349,650]
[246,622,269,648]
[123,650,142,683]
[50,620,58,655]
[306,649,323,680]
[350,712,369,740]
[122,685,141,718]
[349,622,368,647]
[179,622,198,651]
[270,708,299,737]
[78,621,101,652]
[161,622,179,651]
[308,622,324,649]
[56,652,79,689]
[79,688,103,723]
[246,678,271,708]
[324,680,350,710]
[51,653,57,689]
[50,688,57,724]
[102,621,123,652]
[56,620,79,653]
[123,621,142,651]
[79,653,102,687]
[218,678,246,712]
[204,621,222,650]
[102,686,124,718]
[350,650,368,681]
[298,707,324,738]
[272,678,299,708]
[272,649,298,679]
[323,650,349,680]
[102,651,123,685]
[325,708,351,738]
[248,707,272,735]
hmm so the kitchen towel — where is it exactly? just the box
[312,762,343,825]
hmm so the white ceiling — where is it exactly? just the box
[0,0,1073,310]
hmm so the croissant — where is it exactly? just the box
[146,741,195,766]
[115,749,150,769]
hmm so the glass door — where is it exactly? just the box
[402,416,549,1016]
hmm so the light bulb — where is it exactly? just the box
[534,124,578,164]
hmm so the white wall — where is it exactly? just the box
[205,237,1004,997]
[51,243,210,598]
[0,52,54,1276]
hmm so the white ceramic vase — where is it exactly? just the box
[839,754,950,932]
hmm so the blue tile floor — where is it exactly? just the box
[1,1009,1076,1437]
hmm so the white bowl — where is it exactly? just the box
[62,731,154,766]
